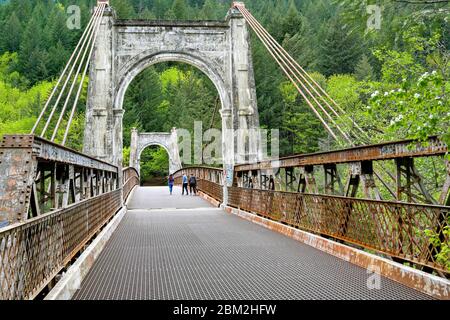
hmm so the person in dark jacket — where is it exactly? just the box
[189,174,197,195]
[269,176,275,191]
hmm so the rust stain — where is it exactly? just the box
[235,136,447,172]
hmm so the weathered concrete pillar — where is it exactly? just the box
[168,128,182,174]
[83,6,116,164]
[113,108,125,193]
[228,8,260,165]
[129,128,138,170]
[221,109,235,206]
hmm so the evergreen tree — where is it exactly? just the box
[172,0,188,20]
[45,5,70,49]
[19,16,48,83]
[139,8,156,19]
[153,0,170,19]
[164,8,176,20]
[282,18,316,70]
[9,0,32,23]
[46,41,69,77]
[354,54,374,81]
[319,15,362,76]
[2,12,21,52]
[111,0,136,18]
[277,0,302,42]
[200,0,216,20]
[125,67,164,132]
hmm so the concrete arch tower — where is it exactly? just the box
[83,4,261,187]
[129,128,182,175]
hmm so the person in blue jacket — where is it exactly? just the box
[182,174,189,195]
[168,174,174,195]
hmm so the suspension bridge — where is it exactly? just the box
[0,1,449,300]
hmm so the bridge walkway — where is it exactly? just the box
[72,187,431,300]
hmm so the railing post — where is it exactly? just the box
[396,157,437,204]
[324,164,344,195]
[285,167,295,192]
[440,161,450,206]
[260,172,269,190]
[345,161,381,200]
[297,167,307,193]
[305,166,317,194]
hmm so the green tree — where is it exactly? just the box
[277,0,302,41]
[139,8,156,19]
[46,41,69,78]
[354,54,375,81]
[0,57,54,139]
[164,8,177,20]
[125,67,164,133]
[172,0,188,20]
[281,18,316,70]
[153,0,171,19]
[111,0,136,18]
[2,12,22,52]
[199,0,216,20]
[279,73,328,155]
[140,146,169,184]
[320,15,362,76]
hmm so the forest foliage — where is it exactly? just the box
[0,0,448,182]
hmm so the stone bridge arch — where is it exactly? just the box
[83,4,261,183]
[114,52,231,115]
[129,128,182,176]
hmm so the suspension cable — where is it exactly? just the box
[239,4,367,137]
[235,3,373,145]
[40,4,104,138]
[63,4,107,145]
[237,5,351,144]
[234,8,339,140]
[52,3,106,142]
[31,6,99,135]
[234,3,409,201]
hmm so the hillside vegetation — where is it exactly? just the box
[0,0,447,175]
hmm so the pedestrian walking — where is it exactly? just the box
[189,174,197,195]
[182,174,189,195]
[168,174,174,195]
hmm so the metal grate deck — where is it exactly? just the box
[73,187,432,300]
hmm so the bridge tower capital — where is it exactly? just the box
[231,2,246,9]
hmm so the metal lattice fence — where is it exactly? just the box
[0,189,122,300]
[228,187,449,275]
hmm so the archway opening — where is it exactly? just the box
[139,145,169,186]
[122,61,223,170]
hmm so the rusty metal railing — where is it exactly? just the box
[123,167,140,202]
[173,167,224,202]
[197,180,223,202]
[151,135,450,276]
[228,187,450,275]
[0,135,119,225]
[0,136,142,300]
[234,136,449,206]
[0,189,122,300]
[235,136,447,172]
